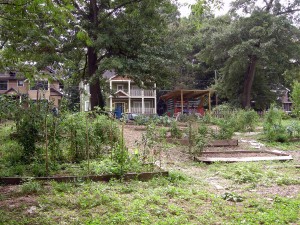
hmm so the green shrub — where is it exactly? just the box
[211,120,235,140]
[263,105,289,142]
[61,112,87,162]
[291,80,300,118]
[170,121,182,139]
[235,109,259,132]
[20,180,43,194]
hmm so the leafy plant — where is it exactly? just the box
[20,180,43,194]
[170,121,182,139]
[221,192,243,202]
[234,109,259,132]
[291,80,300,118]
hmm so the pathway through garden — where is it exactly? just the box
[123,125,300,197]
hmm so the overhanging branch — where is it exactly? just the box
[103,0,143,19]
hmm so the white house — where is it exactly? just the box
[80,71,157,115]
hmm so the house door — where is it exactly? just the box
[114,102,125,119]
[115,102,125,113]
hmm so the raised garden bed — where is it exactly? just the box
[0,170,169,185]
[194,150,293,163]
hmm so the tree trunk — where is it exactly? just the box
[87,0,104,110]
[241,55,257,109]
[88,46,104,109]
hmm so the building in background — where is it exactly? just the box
[0,70,63,107]
[80,71,157,115]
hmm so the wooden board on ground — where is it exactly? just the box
[194,150,293,163]
[0,171,169,185]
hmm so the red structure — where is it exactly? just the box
[160,89,212,117]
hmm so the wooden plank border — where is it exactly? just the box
[0,171,169,186]
[194,150,293,163]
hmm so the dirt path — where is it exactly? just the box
[122,125,300,197]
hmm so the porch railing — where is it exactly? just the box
[131,107,156,114]
[130,89,155,97]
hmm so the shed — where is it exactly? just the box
[160,89,212,116]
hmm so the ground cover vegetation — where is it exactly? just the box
[1,104,300,224]
[0,97,159,177]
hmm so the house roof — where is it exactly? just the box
[103,70,116,79]
[114,90,129,97]
[110,75,131,81]
[50,87,63,96]
[0,72,25,81]
[4,88,20,95]
[160,89,212,101]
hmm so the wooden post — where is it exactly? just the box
[85,113,90,174]
[208,91,211,113]
[45,114,49,175]
[181,89,183,114]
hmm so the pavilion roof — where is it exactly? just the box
[160,89,212,101]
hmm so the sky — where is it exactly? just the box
[177,0,231,17]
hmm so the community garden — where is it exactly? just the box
[0,99,299,224]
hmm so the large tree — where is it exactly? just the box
[0,0,179,109]
[197,0,300,108]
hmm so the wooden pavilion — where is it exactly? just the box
[160,89,212,116]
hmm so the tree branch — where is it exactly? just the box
[72,0,85,15]
[264,0,274,13]
[96,52,110,63]
[276,8,300,15]
[103,0,143,19]
[0,39,7,49]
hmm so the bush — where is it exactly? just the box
[211,120,235,140]
[263,105,289,142]
[170,121,182,139]
[234,109,259,132]
[20,180,43,194]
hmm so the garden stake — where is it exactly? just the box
[86,112,90,174]
[110,118,113,160]
[188,120,192,154]
[45,114,49,176]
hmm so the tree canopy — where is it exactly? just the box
[195,0,300,108]
[1,0,300,110]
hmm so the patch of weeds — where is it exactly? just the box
[264,140,300,150]
[20,180,43,194]
[168,204,184,215]
[220,163,264,184]
[276,176,300,186]
[167,171,189,183]
[50,181,74,193]
[221,192,243,202]
[232,196,300,224]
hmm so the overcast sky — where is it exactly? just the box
[177,0,231,17]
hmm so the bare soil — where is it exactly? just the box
[122,125,300,197]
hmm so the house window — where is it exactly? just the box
[0,81,8,90]
[18,80,24,87]
[30,81,48,90]
[117,85,124,91]
[133,101,142,108]
[144,101,151,109]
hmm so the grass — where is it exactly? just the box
[208,161,300,187]
[0,171,299,225]
[0,120,299,224]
